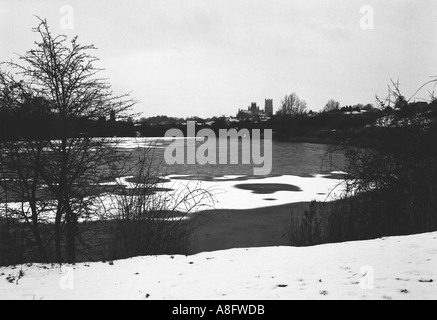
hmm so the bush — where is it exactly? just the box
[105,148,215,259]
[0,217,28,266]
[286,201,325,246]
[321,98,437,242]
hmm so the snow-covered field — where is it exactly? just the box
[1,232,436,300]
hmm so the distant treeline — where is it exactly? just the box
[136,107,429,145]
[2,99,436,144]
[0,110,136,140]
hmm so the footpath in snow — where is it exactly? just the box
[1,232,436,300]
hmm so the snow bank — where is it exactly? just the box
[1,232,436,300]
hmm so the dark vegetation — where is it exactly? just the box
[0,105,137,141]
[287,83,437,246]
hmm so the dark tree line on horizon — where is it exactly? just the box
[0,101,137,141]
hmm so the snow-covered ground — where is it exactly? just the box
[1,232,436,300]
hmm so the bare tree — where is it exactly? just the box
[0,140,53,262]
[376,78,437,110]
[105,144,216,258]
[277,93,307,116]
[0,18,135,263]
[0,74,55,263]
[323,99,340,113]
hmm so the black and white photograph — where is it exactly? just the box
[0,0,436,303]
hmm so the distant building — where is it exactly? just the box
[250,102,261,116]
[264,99,273,116]
[236,100,272,120]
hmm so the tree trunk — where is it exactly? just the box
[55,202,63,263]
[29,203,48,262]
[65,200,77,264]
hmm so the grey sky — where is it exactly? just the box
[1,0,436,117]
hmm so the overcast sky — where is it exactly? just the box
[1,0,436,118]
